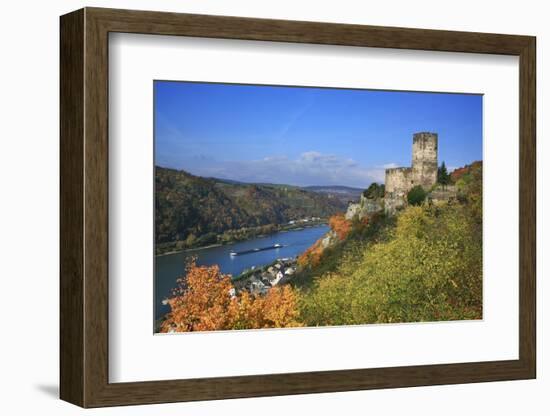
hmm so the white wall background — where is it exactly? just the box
[0,0,546,414]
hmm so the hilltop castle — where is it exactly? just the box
[343,132,440,219]
[385,132,438,214]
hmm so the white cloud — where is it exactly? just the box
[382,162,399,169]
[183,151,390,188]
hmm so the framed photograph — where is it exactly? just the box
[60,7,536,408]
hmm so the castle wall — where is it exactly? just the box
[384,167,412,213]
[385,167,412,194]
[429,185,457,203]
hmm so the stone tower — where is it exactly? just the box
[411,132,438,189]
[384,132,439,214]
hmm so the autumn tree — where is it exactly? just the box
[298,213,353,270]
[161,262,302,333]
[229,286,303,329]
[297,239,325,268]
[185,233,197,247]
[328,213,352,241]
[161,262,234,332]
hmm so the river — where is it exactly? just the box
[155,224,329,320]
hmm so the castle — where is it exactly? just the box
[384,132,438,214]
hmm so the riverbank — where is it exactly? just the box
[156,243,223,257]
[155,224,330,321]
[155,219,328,256]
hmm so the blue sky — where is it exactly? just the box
[155,81,482,188]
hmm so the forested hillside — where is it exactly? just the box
[159,162,484,332]
[155,167,346,251]
[295,161,483,325]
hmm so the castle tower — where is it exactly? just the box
[411,132,438,189]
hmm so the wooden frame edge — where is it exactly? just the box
[60,8,85,407]
[60,7,536,408]
[518,36,536,379]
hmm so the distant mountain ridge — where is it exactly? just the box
[209,177,363,193]
[156,167,348,246]
[303,185,364,204]
[208,177,364,204]
[304,185,364,194]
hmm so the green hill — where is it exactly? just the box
[294,161,483,325]
[155,166,346,253]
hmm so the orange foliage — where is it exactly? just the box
[160,262,302,333]
[160,262,233,332]
[450,166,469,182]
[451,161,482,183]
[228,286,303,329]
[328,213,352,241]
[298,213,353,269]
[297,239,324,268]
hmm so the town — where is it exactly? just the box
[232,257,298,296]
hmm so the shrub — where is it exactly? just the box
[407,185,427,206]
[363,183,385,199]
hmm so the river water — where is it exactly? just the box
[155,224,329,320]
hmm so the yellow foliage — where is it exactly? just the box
[299,202,482,326]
